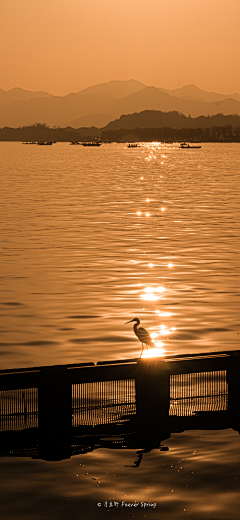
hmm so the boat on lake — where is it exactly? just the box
[37,141,53,146]
[127,144,140,148]
[180,143,201,149]
[81,142,102,147]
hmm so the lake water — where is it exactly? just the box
[1,142,240,368]
[0,142,240,519]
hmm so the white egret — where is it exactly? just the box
[125,318,155,356]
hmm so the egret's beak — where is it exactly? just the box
[125,319,134,324]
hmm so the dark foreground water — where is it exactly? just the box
[0,142,240,519]
[1,430,240,520]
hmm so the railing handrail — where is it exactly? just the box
[0,349,239,376]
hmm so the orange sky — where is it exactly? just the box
[1,0,240,95]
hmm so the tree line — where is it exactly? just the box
[0,123,240,142]
[101,125,240,142]
[0,124,100,141]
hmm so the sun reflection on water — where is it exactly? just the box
[138,284,176,353]
[141,293,159,301]
[155,310,172,316]
[156,286,165,293]
[141,286,165,301]
[142,346,165,358]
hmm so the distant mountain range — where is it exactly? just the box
[0,87,53,108]
[1,80,240,128]
[103,111,240,131]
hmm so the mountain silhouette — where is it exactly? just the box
[0,87,52,108]
[1,80,240,128]
[160,84,240,103]
[0,93,114,127]
[103,110,240,131]
[77,79,146,98]
[66,113,114,128]
[108,87,240,120]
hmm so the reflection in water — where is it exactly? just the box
[1,429,240,520]
[155,310,172,316]
[0,142,240,370]
[139,286,172,347]
[156,286,165,293]
[141,347,165,358]
[0,140,240,517]
[141,286,166,301]
[1,352,240,518]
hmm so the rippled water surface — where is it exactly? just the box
[1,429,240,520]
[1,142,240,520]
[1,142,240,368]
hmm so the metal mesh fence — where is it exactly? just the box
[0,388,38,431]
[72,379,136,426]
[169,370,228,416]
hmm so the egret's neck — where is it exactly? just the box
[133,322,139,332]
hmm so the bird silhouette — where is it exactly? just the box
[125,318,155,356]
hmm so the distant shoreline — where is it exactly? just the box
[1,139,239,143]
[0,124,240,143]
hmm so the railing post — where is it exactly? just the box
[38,368,72,460]
[135,359,170,429]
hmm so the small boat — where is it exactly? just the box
[128,144,139,148]
[81,142,102,147]
[37,141,53,146]
[180,143,201,149]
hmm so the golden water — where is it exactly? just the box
[1,142,240,368]
[1,141,240,518]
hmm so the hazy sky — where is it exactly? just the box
[1,0,240,95]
